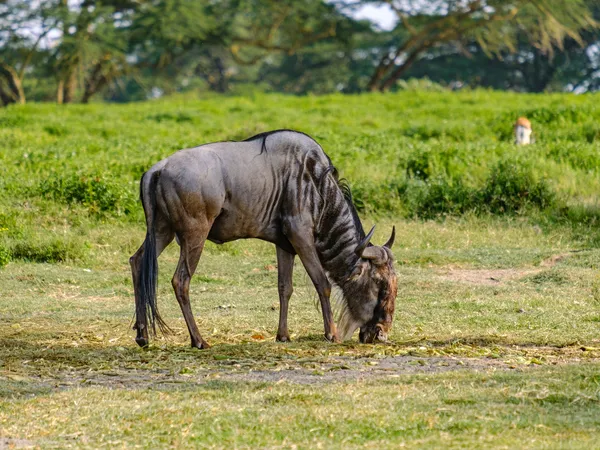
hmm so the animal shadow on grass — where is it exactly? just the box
[1,331,582,385]
[1,332,564,365]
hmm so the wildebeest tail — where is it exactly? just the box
[137,170,171,335]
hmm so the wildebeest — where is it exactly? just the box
[130,129,397,348]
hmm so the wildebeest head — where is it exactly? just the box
[339,226,397,343]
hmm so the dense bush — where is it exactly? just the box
[408,178,475,218]
[0,91,598,235]
[352,160,556,219]
[0,245,9,268]
[405,151,432,180]
[396,78,448,92]
[480,161,555,214]
[38,174,135,216]
[10,239,85,263]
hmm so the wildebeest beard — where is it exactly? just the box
[311,172,397,342]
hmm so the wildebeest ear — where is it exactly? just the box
[360,246,388,265]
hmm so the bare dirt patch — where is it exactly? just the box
[219,355,507,384]
[22,349,594,390]
[2,344,598,407]
[438,268,540,285]
[437,251,583,285]
[0,438,35,449]
[30,355,509,390]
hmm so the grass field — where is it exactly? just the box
[1,91,600,448]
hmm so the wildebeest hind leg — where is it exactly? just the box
[276,246,295,342]
[172,230,210,349]
[130,225,174,346]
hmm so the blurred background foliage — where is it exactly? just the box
[0,0,599,105]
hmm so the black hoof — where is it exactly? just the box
[276,335,291,342]
[135,336,149,348]
[325,333,341,343]
[191,340,210,349]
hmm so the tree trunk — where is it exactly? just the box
[82,78,107,104]
[0,82,14,106]
[527,50,557,93]
[56,80,64,104]
[366,56,391,92]
[81,60,109,103]
[62,71,77,104]
[0,65,26,105]
[212,56,229,93]
[13,77,25,104]
[81,88,93,104]
[196,57,230,93]
[378,49,424,92]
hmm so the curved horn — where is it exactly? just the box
[355,225,376,257]
[384,226,396,249]
[361,246,388,265]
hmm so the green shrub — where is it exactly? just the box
[525,105,591,125]
[396,78,448,92]
[351,179,404,214]
[39,174,136,216]
[402,125,443,141]
[409,178,476,219]
[351,160,556,218]
[43,124,69,136]
[480,161,555,214]
[0,213,23,238]
[0,91,598,239]
[147,112,194,123]
[406,151,431,180]
[546,144,600,172]
[0,245,10,268]
[585,127,600,143]
[10,239,85,263]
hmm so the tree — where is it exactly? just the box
[399,0,600,92]
[256,14,373,94]
[345,0,597,92]
[2,0,599,103]
[127,0,229,94]
[229,0,341,64]
[0,1,57,105]
[52,0,134,103]
[128,0,346,94]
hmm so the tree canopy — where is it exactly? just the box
[0,0,598,105]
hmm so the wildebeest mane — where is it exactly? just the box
[245,129,366,240]
[320,166,365,241]
[243,128,318,154]
[337,177,366,240]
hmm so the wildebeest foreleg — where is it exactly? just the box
[172,233,210,349]
[276,246,295,342]
[285,229,340,343]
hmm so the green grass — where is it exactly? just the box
[2,366,600,449]
[1,91,600,448]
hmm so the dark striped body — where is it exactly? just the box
[132,130,396,346]
[147,131,364,274]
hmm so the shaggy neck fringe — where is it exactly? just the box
[314,171,366,340]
